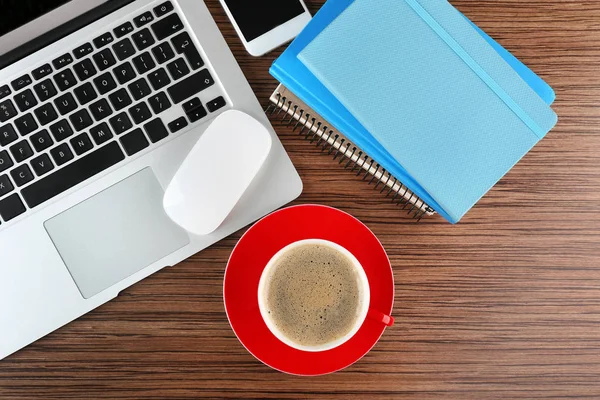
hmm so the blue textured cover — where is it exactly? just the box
[464,15,555,106]
[271,0,557,223]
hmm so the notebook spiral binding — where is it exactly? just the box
[266,86,436,220]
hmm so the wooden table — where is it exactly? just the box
[2,1,600,398]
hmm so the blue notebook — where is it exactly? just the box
[269,0,558,223]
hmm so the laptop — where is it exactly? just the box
[0,0,302,360]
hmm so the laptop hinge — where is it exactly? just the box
[0,0,136,70]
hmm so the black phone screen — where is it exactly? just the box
[223,0,305,42]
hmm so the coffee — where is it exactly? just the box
[260,242,367,349]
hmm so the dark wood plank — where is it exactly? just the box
[2,0,600,398]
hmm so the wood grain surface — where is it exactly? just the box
[2,1,600,399]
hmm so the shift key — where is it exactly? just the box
[167,69,214,104]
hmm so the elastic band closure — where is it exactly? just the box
[404,0,546,139]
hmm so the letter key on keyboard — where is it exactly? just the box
[11,165,34,187]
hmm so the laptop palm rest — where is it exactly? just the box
[44,168,190,299]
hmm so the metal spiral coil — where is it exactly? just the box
[266,92,435,220]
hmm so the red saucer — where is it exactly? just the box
[224,205,394,376]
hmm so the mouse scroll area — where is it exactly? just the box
[163,110,273,236]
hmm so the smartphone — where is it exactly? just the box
[219,0,311,57]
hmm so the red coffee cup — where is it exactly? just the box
[224,205,395,376]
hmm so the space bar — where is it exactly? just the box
[22,142,126,208]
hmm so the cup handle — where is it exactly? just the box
[368,309,394,327]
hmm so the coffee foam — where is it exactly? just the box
[262,243,363,348]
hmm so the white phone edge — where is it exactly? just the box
[218,1,312,57]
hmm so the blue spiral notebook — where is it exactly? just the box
[269,0,558,223]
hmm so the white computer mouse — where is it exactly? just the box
[163,110,272,235]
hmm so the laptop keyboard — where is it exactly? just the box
[0,1,228,226]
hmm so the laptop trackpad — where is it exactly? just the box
[45,168,190,299]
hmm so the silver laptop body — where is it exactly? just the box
[0,0,302,359]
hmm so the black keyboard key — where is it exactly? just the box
[54,92,78,115]
[70,109,93,132]
[108,88,133,111]
[128,78,152,100]
[168,116,187,133]
[90,122,113,145]
[70,132,94,155]
[144,118,169,143]
[171,32,204,70]
[0,172,14,196]
[30,129,54,152]
[10,140,34,163]
[73,58,97,81]
[182,97,201,114]
[93,48,117,71]
[187,105,207,123]
[0,150,13,173]
[0,85,10,100]
[114,22,134,38]
[186,49,204,72]
[120,128,149,156]
[15,114,38,136]
[31,153,55,177]
[133,28,155,51]
[89,98,113,121]
[129,102,152,125]
[14,89,38,112]
[132,52,156,74]
[11,74,32,91]
[152,42,175,64]
[186,53,204,74]
[0,100,17,122]
[34,103,59,126]
[93,32,114,49]
[0,174,14,198]
[93,72,117,95]
[148,68,171,90]
[207,96,227,113]
[113,62,136,84]
[73,82,98,106]
[34,79,58,102]
[54,69,78,91]
[11,164,34,187]
[74,43,94,59]
[154,1,174,17]
[50,143,74,166]
[32,64,53,80]
[167,57,189,80]
[0,194,25,222]
[167,69,214,104]
[113,38,136,61]
[151,13,184,41]
[53,53,73,70]
[50,119,74,142]
[148,92,171,115]
[134,11,155,28]
[109,112,133,135]
[22,141,125,208]
[0,124,18,146]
